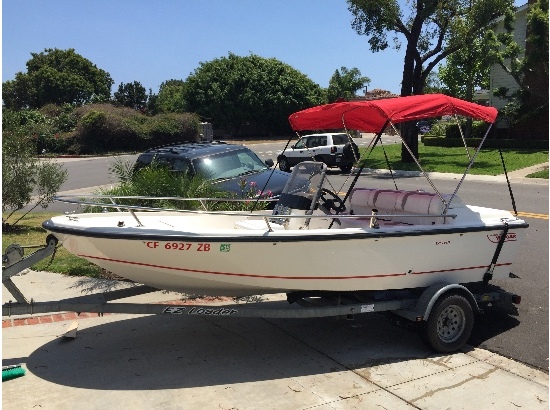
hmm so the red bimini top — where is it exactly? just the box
[288,94,498,133]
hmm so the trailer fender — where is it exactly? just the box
[417,282,480,321]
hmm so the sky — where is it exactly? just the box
[1,0,406,95]
[2,1,527,96]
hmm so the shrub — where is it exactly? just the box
[444,121,489,139]
[2,129,68,228]
[93,162,221,211]
[144,113,200,146]
[93,157,269,213]
[421,136,549,149]
[39,103,78,132]
[2,108,67,154]
[5,104,202,155]
[72,104,200,153]
[75,106,137,153]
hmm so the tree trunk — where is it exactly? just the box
[465,67,474,139]
[400,122,419,163]
[399,33,421,163]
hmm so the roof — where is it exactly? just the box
[143,142,244,158]
[288,94,498,133]
[348,89,399,102]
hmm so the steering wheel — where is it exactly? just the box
[319,188,346,214]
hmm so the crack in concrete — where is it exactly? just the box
[410,367,498,403]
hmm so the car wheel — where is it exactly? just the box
[343,142,359,161]
[339,164,353,173]
[278,156,291,172]
[313,155,328,167]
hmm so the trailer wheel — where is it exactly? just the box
[422,294,474,353]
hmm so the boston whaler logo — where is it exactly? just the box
[487,232,517,243]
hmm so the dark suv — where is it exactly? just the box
[134,142,290,198]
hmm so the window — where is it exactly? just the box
[306,137,320,148]
[193,149,266,180]
[331,134,349,145]
[294,139,306,149]
[173,159,191,174]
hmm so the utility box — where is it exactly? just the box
[200,122,213,142]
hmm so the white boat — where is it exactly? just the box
[43,94,528,297]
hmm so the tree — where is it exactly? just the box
[2,48,113,109]
[347,0,514,161]
[438,33,493,138]
[327,67,370,102]
[155,80,186,113]
[423,70,445,94]
[438,37,491,101]
[486,0,548,127]
[113,81,147,109]
[183,53,325,135]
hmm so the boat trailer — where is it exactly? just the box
[2,237,521,353]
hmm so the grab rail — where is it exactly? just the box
[53,194,457,229]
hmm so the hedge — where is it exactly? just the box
[70,104,201,154]
[421,136,549,149]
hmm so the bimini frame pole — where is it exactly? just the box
[390,122,447,207]
[340,122,387,206]
[252,132,298,211]
[448,123,495,207]
[454,113,473,162]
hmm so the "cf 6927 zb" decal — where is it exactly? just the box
[145,242,211,251]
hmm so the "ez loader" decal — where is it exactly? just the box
[163,306,238,316]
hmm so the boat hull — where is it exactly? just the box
[43,212,527,296]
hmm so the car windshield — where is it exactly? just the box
[192,149,267,180]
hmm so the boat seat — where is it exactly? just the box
[350,188,378,208]
[344,188,463,227]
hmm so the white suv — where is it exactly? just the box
[277,133,359,173]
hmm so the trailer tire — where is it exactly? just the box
[422,294,474,353]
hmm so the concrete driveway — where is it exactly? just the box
[2,271,548,409]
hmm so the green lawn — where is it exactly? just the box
[359,143,548,176]
[526,168,549,179]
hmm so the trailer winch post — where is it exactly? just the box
[2,235,58,303]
